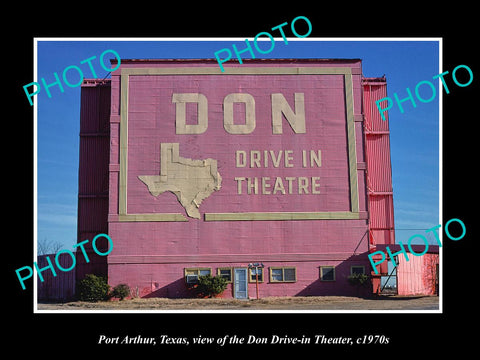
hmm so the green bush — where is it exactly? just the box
[112,284,130,300]
[196,275,228,298]
[76,274,111,302]
[347,273,370,287]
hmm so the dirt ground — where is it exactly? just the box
[37,295,439,311]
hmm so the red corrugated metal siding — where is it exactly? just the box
[76,80,111,282]
[77,198,109,233]
[78,137,109,194]
[397,252,439,295]
[364,135,393,192]
[368,196,394,229]
[80,81,111,133]
[76,252,110,284]
[362,79,391,132]
[397,254,423,295]
[37,254,75,301]
[422,253,439,295]
[39,80,112,301]
[363,78,395,287]
[363,78,395,243]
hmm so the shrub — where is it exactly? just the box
[76,274,110,302]
[347,273,371,287]
[347,273,371,298]
[196,275,228,298]
[112,284,130,300]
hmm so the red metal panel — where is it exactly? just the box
[76,80,111,281]
[397,253,439,296]
[397,254,421,295]
[363,78,395,292]
[362,79,390,132]
[363,78,395,251]
[375,245,439,296]
[369,195,394,229]
[80,81,111,133]
[77,198,108,233]
[78,137,109,194]
[422,253,439,295]
[365,135,393,192]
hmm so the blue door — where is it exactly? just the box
[234,268,248,299]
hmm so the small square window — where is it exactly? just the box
[217,268,233,282]
[320,266,335,281]
[351,266,365,275]
[185,274,199,284]
[249,268,263,282]
[271,269,283,282]
[199,269,211,276]
[284,268,296,282]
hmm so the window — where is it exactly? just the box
[350,266,365,275]
[184,268,212,284]
[320,266,335,281]
[249,267,264,282]
[270,267,297,282]
[217,267,233,283]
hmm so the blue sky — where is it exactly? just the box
[36,39,440,251]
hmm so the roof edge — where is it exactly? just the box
[112,58,362,64]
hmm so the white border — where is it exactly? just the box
[438,38,443,312]
[33,38,39,310]
[33,37,442,314]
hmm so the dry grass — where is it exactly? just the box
[37,295,439,311]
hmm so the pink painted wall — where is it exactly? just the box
[100,59,390,298]
[115,258,371,299]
